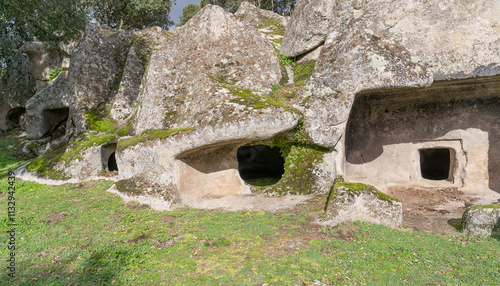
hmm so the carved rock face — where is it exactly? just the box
[283,0,500,147]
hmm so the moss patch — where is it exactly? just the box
[327,177,400,205]
[256,17,285,36]
[117,127,194,151]
[470,204,500,210]
[27,133,116,180]
[225,85,299,114]
[294,60,316,86]
[243,133,330,195]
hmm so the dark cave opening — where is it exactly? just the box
[7,107,26,126]
[237,145,285,186]
[419,148,452,181]
[108,152,118,172]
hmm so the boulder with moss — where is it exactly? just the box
[319,178,403,228]
[26,133,117,180]
[462,204,500,237]
[134,5,290,134]
[67,24,134,134]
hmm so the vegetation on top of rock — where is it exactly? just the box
[328,177,401,205]
[27,133,116,179]
[116,127,195,151]
[0,0,174,68]
[48,67,65,82]
[293,60,316,86]
[85,105,133,136]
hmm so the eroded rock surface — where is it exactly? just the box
[0,52,36,131]
[281,0,334,58]
[235,1,288,29]
[288,0,500,147]
[25,72,69,140]
[109,27,169,122]
[462,204,500,237]
[67,24,134,133]
[134,5,286,134]
[320,178,403,228]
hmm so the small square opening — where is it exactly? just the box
[419,148,452,181]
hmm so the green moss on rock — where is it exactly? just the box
[327,177,400,204]
[27,133,116,179]
[244,133,330,195]
[294,60,316,86]
[117,127,195,151]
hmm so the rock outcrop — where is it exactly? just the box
[19,42,71,92]
[24,72,70,140]
[109,27,169,122]
[462,204,500,237]
[0,52,36,131]
[67,25,134,134]
[284,0,500,147]
[235,1,288,29]
[281,0,334,58]
[320,178,403,228]
[134,5,285,133]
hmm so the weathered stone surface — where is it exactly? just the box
[19,42,69,92]
[319,178,403,228]
[293,0,500,147]
[0,52,36,131]
[462,204,500,237]
[134,5,286,134]
[67,24,134,133]
[109,27,170,122]
[25,72,70,140]
[281,0,335,58]
[344,77,500,191]
[119,111,300,206]
[235,1,288,29]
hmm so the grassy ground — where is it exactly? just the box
[1,130,499,285]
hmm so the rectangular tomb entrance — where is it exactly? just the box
[344,76,500,192]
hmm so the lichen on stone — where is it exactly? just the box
[27,133,116,179]
[117,127,195,151]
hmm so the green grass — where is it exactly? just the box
[1,130,499,285]
[48,67,65,82]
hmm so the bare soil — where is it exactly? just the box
[387,186,500,236]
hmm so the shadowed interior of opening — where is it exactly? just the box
[45,107,69,139]
[420,148,451,180]
[237,145,285,186]
[108,152,118,172]
[7,107,26,126]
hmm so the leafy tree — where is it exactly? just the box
[0,0,175,68]
[177,3,201,27]
[200,0,296,15]
[88,0,175,30]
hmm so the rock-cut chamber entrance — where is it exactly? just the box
[101,144,118,173]
[7,107,26,127]
[344,76,500,192]
[419,148,453,181]
[237,145,285,186]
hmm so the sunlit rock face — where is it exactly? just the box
[282,0,500,147]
